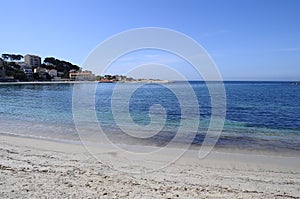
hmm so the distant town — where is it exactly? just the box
[0,53,170,83]
[0,53,96,82]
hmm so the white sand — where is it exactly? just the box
[0,134,299,198]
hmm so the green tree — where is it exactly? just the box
[5,69,15,77]
[2,54,10,61]
[1,54,23,62]
[15,54,23,61]
[44,57,56,65]
[14,71,26,81]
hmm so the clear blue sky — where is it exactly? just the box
[1,0,300,80]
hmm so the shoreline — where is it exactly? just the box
[1,128,299,159]
[0,80,173,85]
[1,133,299,198]
[0,81,98,85]
[1,132,300,166]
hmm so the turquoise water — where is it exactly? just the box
[0,82,299,153]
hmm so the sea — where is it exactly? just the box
[0,81,299,155]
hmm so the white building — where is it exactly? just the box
[24,54,41,68]
[69,70,95,81]
[34,67,47,74]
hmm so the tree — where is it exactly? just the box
[10,54,23,62]
[2,54,9,61]
[6,71,14,77]
[11,54,18,61]
[44,57,79,70]
[1,54,23,62]
[14,71,26,81]
[15,54,23,61]
[41,63,55,70]
[44,57,56,65]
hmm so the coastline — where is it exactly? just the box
[0,80,172,85]
[1,127,299,159]
[1,133,299,198]
[0,81,98,85]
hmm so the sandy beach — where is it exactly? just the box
[0,134,299,198]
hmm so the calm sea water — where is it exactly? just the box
[0,82,299,153]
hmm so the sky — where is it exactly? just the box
[1,0,300,80]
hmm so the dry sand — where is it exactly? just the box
[0,134,299,198]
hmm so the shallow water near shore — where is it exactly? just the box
[0,81,299,155]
